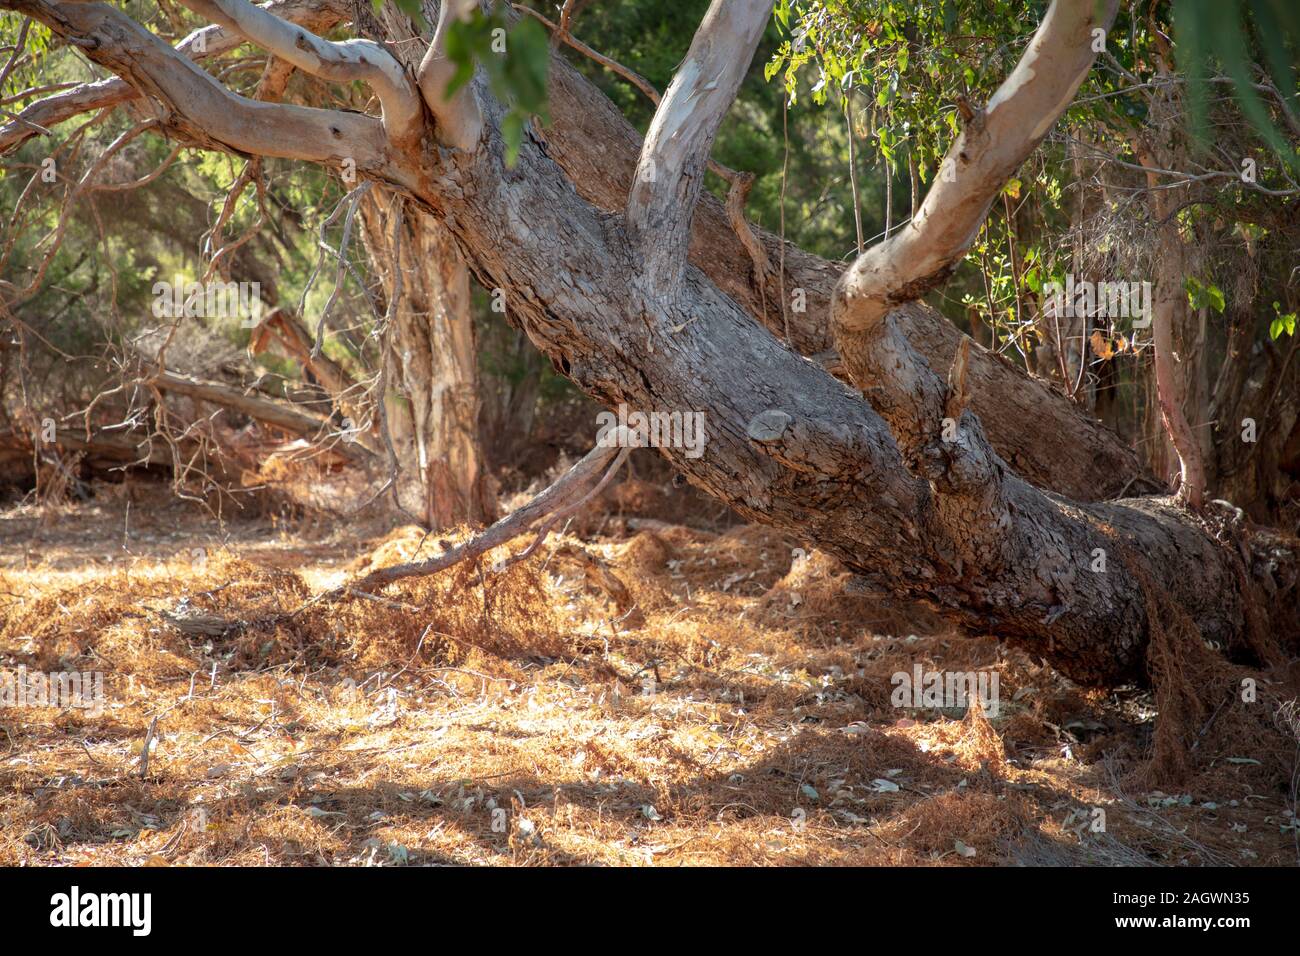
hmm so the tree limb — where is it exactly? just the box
[0,0,348,154]
[337,432,630,594]
[417,0,483,152]
[626,0,773,293]
[830,0,1121,578]
[173,0,423,148]
[3,0,400,177]
[148,370,376,459]
[834,0,1119,333]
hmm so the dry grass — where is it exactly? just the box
[1,488,1295,866]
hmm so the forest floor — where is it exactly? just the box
[1,479,1296,866]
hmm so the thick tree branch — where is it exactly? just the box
[626,0,773,293]
[513,1,776,314]
[830,0,1121,589]
[341,433,629,594]
[417,0,483,151]
[834,0,1119,333]
[3,0,401,177]
[0,0,348,154]
[173,0,423,148]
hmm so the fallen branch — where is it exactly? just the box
[343,435,631,594]
[276,431,636,625]
[247,306,359,400]
[147,370,376,459]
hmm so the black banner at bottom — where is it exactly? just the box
[0,864,1283,944]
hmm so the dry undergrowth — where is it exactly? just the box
[1,489,1296,867]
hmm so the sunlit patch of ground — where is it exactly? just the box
[1,490,1294,866]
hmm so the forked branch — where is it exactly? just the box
[3,0,400,176]
[0,0,349,155]
[174,0,423,147]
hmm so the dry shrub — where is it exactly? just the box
[0,552,309,673]
[886,790,1031,860]
[957,697,1009,774]
[606,476,670,515]
[1131,576,1297,791]
[608,524,798,619]
[239,450,372,519]
[350,523,439,573]
[1,532,572,681]
[322,526,573,669]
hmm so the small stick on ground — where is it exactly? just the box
[138,715,158,779]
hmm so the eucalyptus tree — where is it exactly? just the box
[0,0,1296,692]
[770,0,1300,517]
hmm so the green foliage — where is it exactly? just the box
[1185,276,1226,313]
[1270,301,1297,339]
[764,0,1299,363]
[767,0,1051,180]
[1175,0,1300,169]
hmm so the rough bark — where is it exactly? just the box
[7,0,1296,687]
[358,193,495,528]
[2,0,1149,502]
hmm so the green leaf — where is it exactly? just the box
[942,0,958,35]
[1023,264,1042,294]
[501,112,524,168]
[388,0,426,28]
[440,6,550,167]
[1184,276,1225,313]
[1270,303,1297,339]
[775,0,791,30]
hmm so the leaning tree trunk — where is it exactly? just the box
[359,191,495,529]
[0,0,1155,503]
[9,0,1298,691]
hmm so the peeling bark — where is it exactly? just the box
[359,193,494,528]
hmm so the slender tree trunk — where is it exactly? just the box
[1132,94,1208,508]
[360,193,495,528]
